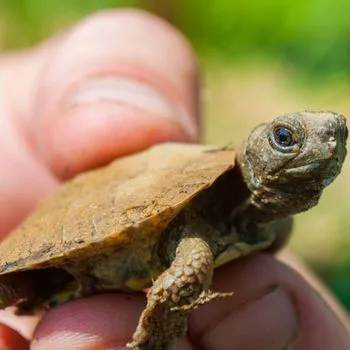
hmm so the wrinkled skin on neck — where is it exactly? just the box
[238,111,348,223]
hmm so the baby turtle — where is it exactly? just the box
[0,111,347,349]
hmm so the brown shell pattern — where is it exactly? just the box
[0,143,236,274]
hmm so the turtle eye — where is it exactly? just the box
[270,125,300,153]
[273,127,295,147]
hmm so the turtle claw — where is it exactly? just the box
[171,289,233,312]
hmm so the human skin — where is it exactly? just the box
[0,9,349,350]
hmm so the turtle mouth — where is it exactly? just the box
[284,158,342,185]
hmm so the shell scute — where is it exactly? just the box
[0,143,236,274]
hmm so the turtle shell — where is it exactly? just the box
[0,143,237,276]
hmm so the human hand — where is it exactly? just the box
[0,9,348,349]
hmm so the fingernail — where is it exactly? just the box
[65,76,197,139]
[202,288,298,350]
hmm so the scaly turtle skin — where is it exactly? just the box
[0,111,347,349]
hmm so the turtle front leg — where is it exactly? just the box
[127,237,232,350]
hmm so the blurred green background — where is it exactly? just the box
[1,1,349,310]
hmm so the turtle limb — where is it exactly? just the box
[0,273,38,313]
[127,237,232,350]
[0,268,77,314]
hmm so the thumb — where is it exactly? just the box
[0,9,200,341]
[0,10,199,237]
[29,9,200,179]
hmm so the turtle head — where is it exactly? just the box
[240,111,348,216]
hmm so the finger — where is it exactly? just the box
[0,8,200,344]
[31,294,145,350]
[0,323,29,350]
[278,250,350,328]
[29,9,200,179]
[188,253,350,350]
[31,253,349,349]
[0,9,199,235]
[31,293,191,350]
